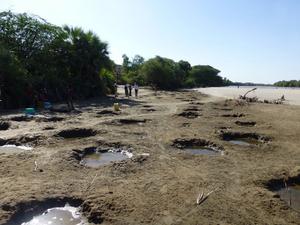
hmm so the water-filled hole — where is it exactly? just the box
[220,132,270,146]
[77,146,133,168]
[4,198,92,225]
[267,175,300,212]
[172,138,223,155]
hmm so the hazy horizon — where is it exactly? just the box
[1,0,300,83]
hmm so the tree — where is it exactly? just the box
[186,65,224,87]
[0,11,113,108]
[0,44,28,108]
[0,11,62,67]
[122,54,130,74]
[178,60,191,74]
[131,55,144,70]
[141,56,185,89]
[120,54,145,84]
[274,80,300,87]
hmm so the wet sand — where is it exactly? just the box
[195,86,300,105]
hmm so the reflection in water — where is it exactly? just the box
[277,185,300,211]
[228,138,259,146]
[0,145,32,154]
[21,205,85,225]
[80,151,129,168]
[184,147,222,156]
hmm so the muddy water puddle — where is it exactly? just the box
[172,138,224,156]
[21,204,86,225]
[184,147,222,156]
[221,132,270,146]
[228,139,256,146]
[80,148,132,168]
[0,144,32,154]
[276,185,300,211]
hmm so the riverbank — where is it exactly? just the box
[0,88,299,225]
[195,86,300,105]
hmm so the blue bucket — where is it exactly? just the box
[44,102,52,109]
[25,108,36,116]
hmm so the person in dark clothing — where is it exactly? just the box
[129,84,132,96]
[124,84,129,97]
[66,86,74,111]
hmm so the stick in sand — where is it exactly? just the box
[85,173,98,192]
[196,187,219,205]
[34,161,38,171]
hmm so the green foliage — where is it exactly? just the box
[186,65,223,87]
[141,56,185,90]
[0,10,232,108]
[0,11,113,108]
[274,80,300,87]
[120,54,145,85]
[0,44,28,108]
[140,57,227,90]
[99,68,116,94]
[178,60,191,74]
[0,11,62,64]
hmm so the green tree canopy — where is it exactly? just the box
[186,65,223,87]
[0,11,114,109]
[141,56,185,89]
[274,80,300,87]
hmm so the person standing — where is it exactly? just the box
[114,82,118,98]
[124,84,129,97]
[129,84,132,96]
[134,83,139,98]
[66,85,74,111]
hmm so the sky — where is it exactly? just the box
[1,0,300,83]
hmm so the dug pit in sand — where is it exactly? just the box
[0,134,42,154]
[73,146,133,168]
[220,131,270,146]
[0,121,11,130]
[267,175,300,212]
[235,121,256,127]
[172,138,224,155]
[56,128,97,138]
[4,198,90,225]
[21,204,86,225]
[0,144,33,154]
[177,111,200,119]
[221,113,245,118]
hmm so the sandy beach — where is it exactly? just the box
[195,86,300,105]
[0,88,299,225]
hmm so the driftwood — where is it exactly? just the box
[238,88,258,103]
[242,88,257,98]
[237,88,285,104]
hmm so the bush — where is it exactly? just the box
[100,68,116,94]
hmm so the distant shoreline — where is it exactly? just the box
[195,86,300,105]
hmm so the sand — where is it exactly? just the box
[0,88,300,225]
[195,86,300,105]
